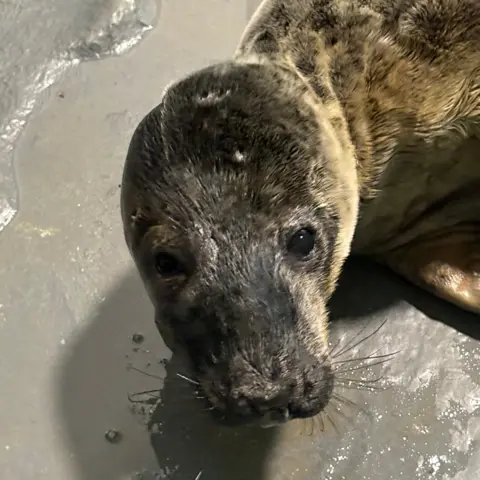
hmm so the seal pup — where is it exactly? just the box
[121,0,480,427]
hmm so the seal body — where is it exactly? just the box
[237,0,480,313]
[121,0,480,426]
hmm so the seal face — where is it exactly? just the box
[122,0,480,426]
[121,61,353,426]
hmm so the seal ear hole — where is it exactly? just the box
[286,227,316,259]
[154,251,188,278]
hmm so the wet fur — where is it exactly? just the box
[121,0,480,423]
[238,0,480,249]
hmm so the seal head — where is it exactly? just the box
[121,61,357,427]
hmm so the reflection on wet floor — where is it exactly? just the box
[0,0,158,232]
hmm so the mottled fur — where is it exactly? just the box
[121,0,480,425]
[238,0,480,312]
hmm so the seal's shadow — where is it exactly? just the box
[148,354,277,479]
[57,257,480,480]
[57,271,277,480]
[329,256,480,341]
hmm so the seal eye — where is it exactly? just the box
[154,252,186,277]
[287,228,316,258]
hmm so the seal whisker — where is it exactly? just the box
[334,384,383,393]
[335,372,385,384]
[334,379,387,392]
[328,401,357,427]
[127,365,165,380]
[328,320,371,358]
[334,357,395,375]
[330,392,371,419]
[176,373,200,385]
[127,392,161,405]
[315,413,325,433]
[334,358,398,375]
[335,376,387,386]
[330,392,359,409]
[332,319,389,360]
[168,392,206,400]
[324,410,340,435]
[304,414,329,437]
[326,335,344,359]
[331,350,399,366]
[299,418,315,437]
[129,388,162,396]
[335,373,387,385]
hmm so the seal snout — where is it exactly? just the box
[222,382,294,427]
[201,353,333,427]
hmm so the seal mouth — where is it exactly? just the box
[182,337,335,427]
[204,396,329,428]
[196,368,333,428]
[206,399,293,428]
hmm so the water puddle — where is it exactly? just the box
[0,0,159,232]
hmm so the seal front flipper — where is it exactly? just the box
[382,226,480,315]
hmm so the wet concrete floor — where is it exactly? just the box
[0,1,479,479]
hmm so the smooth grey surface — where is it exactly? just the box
[0,0,157,230]
[0,0,479,479]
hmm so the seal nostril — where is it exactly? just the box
[304,380,314,396]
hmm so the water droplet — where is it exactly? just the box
[105,429,122,444]
[132,333,144,344]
